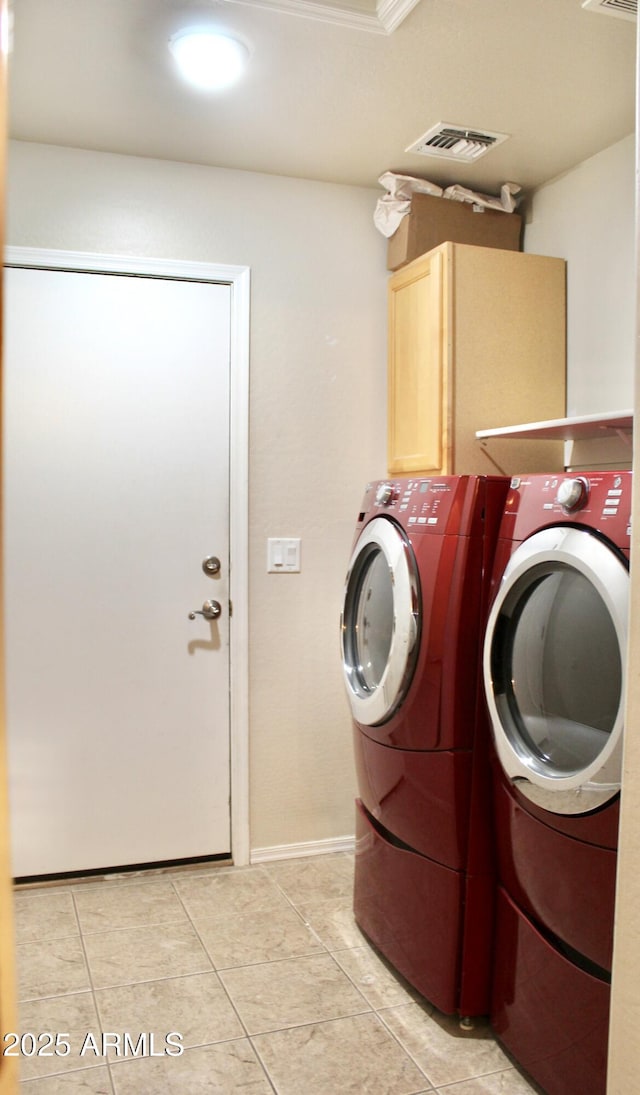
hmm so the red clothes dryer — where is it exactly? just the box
[340,475,509,1018]
[483,472,631,1095]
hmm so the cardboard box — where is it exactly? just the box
[387,192,522,271]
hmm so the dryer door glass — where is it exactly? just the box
[494,563,621,775]
[342,517,420,726]
[484,525,628,810]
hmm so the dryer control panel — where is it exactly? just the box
[556,476,590,513]
[504,472,632,547]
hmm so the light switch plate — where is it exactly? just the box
[267,537,301,573]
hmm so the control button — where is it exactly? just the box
[557,477,590,513]
[375,483,393,506]
[603,508,619,516]
[417,517,427,524]
[608,489,622,497]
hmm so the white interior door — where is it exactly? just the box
[4,264,232,877]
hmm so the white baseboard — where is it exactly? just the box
[250,835,355,864]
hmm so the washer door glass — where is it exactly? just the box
[484,526,628,812]
[351,547,395,692]
[341,517,420,726]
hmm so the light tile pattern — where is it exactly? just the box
[12,854,543,1093]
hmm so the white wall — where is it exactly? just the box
[5,139,389,855]
[525,133,635,417]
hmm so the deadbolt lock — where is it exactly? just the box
[202,555,221,576]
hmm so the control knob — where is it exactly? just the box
[375,483,394,506]
[557,477,589,513]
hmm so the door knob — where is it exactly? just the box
[188,600,222,621]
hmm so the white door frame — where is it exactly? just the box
[3,246,251,867]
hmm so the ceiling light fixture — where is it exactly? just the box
[169,28,249,91]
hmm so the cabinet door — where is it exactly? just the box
[388,248,448,475]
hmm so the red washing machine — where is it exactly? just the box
[340,475,509,1018]
[483,471,631,1095]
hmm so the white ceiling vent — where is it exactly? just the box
[406,123,510,163]
[582,0,636,20]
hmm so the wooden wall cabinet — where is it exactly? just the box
[387,242,567,476]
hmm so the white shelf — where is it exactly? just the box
[475,410,633,442]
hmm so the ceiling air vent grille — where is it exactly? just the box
[582,0,636,20]
[406,123,510,163]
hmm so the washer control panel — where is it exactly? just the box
[375,483,394,506]
[358,478,465,532]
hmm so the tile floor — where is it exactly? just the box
[12,853,542,1093]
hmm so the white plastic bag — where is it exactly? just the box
[374,173,521,238]
[374,172,443,238]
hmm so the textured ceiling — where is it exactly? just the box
[7,0,637,195]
